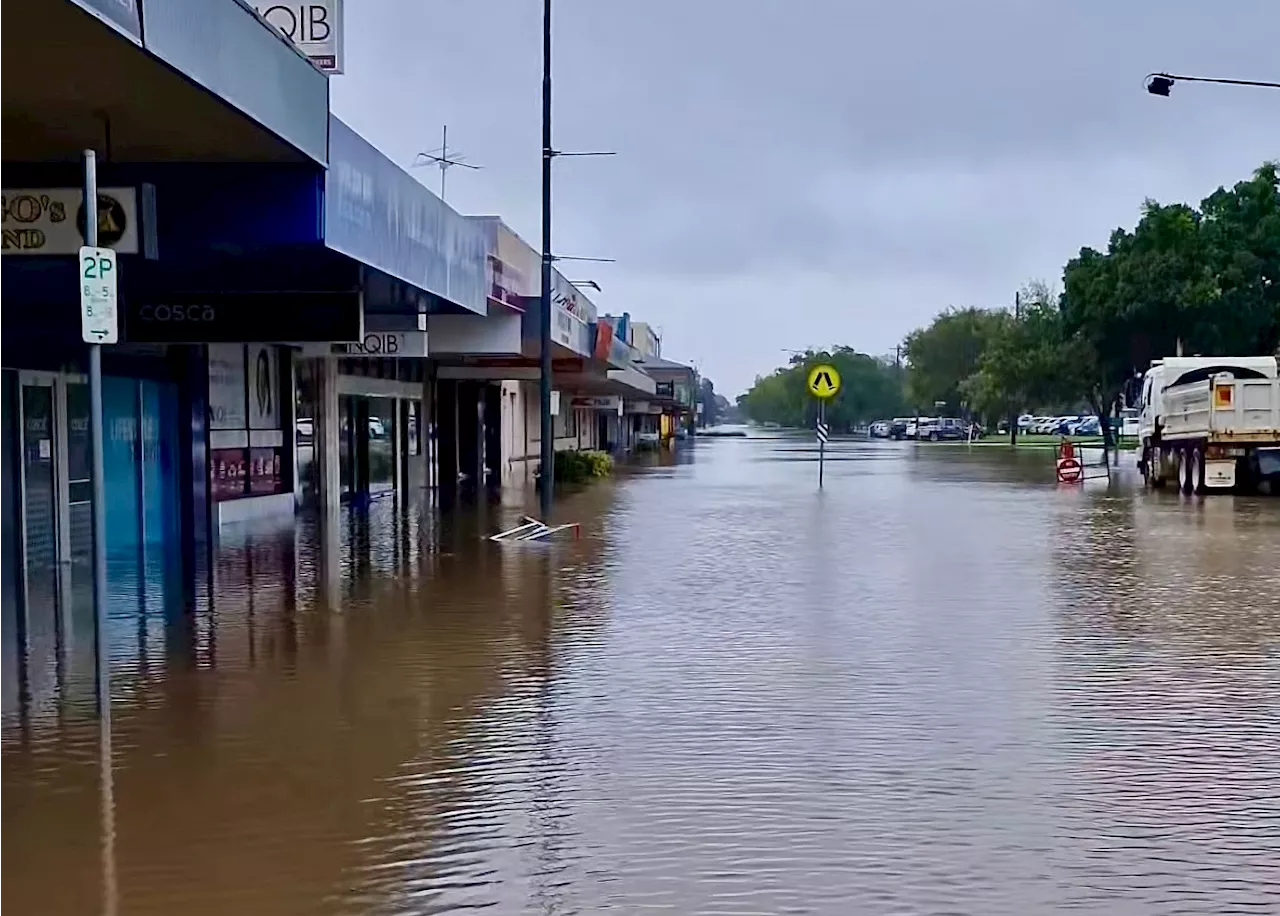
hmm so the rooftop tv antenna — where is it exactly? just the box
[411,126,481,202]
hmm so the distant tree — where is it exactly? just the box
[902,307,1007,413]
[962,281,1091,426]
[738,347,905,431]
[698,377,721,426]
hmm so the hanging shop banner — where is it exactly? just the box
[208,344,248,431]
[2,187,139,255]
[247,344,280,429]
[253,0,344,74]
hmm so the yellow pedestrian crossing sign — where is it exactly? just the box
[806,364,841,399]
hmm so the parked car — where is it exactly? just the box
[888,418,910,440]
[869,420,890,438]
[1074,416,1101,436]
[916,417,969,441]
[1119,407,1139,438]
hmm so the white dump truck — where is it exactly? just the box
[1137,355,1280,493]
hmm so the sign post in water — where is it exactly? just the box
[79,150,113,720]
[806,363,841,488]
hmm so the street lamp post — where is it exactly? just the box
[537,0,615,518]
[539,0,554,518]
[1146,72,1280,96]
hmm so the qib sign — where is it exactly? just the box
[254,0,344,74]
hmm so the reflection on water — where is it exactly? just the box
[4,434,1279,915]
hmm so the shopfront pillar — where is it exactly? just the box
[314,356,341,507]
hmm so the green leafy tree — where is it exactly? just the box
[903,307,1007,413]
[961,282,1091,427]
[1061,163,1280,446]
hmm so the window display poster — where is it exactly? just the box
[211,448,247,501]
[248,344,279,429]
[249,448,282,495]
[208,344,247,430]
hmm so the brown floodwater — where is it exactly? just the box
[5,433,1280,915]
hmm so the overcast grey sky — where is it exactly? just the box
[332,1,1279,395]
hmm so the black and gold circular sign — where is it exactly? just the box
[76,193,128,247]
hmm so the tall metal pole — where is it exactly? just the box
[1009,289,1020,446]
[83,150,110,715]
[538,0,555,517]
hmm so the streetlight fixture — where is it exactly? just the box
[1145,71,1280,96]
[568,280,602,291]
[538,0,616,517]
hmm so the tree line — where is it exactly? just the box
[739,162,1280,442]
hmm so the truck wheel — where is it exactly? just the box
[928,431,939,441]
[1178,449,1193,494]
[1191,447,1206,495]
[1149,445,1167,488]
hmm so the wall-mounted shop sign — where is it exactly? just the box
[125,291,361,343]
[552,272,596,324]
[334,330,428,357]
[3,187,139,255]
[253,0,344,73]
[575,395,624,415]
[326,117,488,315]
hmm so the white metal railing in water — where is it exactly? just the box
[489,516,581,542]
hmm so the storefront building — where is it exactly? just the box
[2,0,328,707]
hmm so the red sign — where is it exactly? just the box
[593,320,614,361]
[212,446,283,500]
[1056,457,1083,483]
[249,447,282,495]
[211,448,247,501]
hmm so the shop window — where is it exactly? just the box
[554,403,576,439]
[209,344,286,502]
[295,359,318,503]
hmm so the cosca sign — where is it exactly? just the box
[335,331,428,358]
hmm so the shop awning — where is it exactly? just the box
[4,0,328,164]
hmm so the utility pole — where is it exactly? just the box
[538,0,555,517]
[1009,289,1020,446]
[534,0,615,516]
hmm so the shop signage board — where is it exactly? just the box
[253,0,344,73]
[124,291,362,343]
[576,396,624,415]
[334,330,428,358]
[4,187,139,255]
[325,117,488,315]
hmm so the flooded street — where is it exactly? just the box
[5,434,1280,915]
